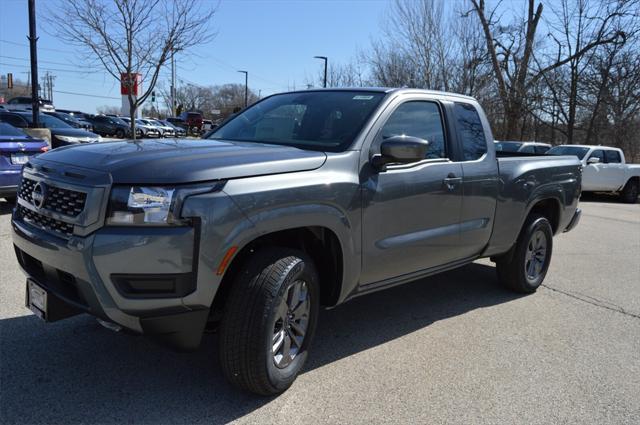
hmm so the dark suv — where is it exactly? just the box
[0,111,101,148]
[85,115,138,138]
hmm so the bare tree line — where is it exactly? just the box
[313,0,640,160]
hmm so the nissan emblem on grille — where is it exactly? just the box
[31,182,47,209]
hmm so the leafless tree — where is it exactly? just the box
[470,0,626,140]
[48,0,216,138]
[159,83,258,119]
[96,105,121,115]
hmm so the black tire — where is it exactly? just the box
[3,196,17,205]
[218,247,320,395]
[115,128,125,139]
[620,179,639,204]
[495,214,553,293]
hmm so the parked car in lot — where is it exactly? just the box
[495,140,552,154]
[179,111,203,133]
[0,111,101,148]
[44,111,94,132]
[546,144,640,202]
[10,88,582,396]
[85,115,139,138]
[158,119,186,137]
[118,117,161,138]
[140,118,175,137]
[3,96,55,112]
[0,122,48,203]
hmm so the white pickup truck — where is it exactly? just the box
[547,145,640,203]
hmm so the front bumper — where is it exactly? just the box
[564,208,581,232]
[0,169,21,196]
[12,214,209,350]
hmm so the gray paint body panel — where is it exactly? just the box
[11,88,582,345]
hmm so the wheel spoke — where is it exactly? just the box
[291,296,309,318]
[527,260,536,278]
[289,320,306,338]
[288,281,301,310]
[282,332,292,364]
[272,329,285,354]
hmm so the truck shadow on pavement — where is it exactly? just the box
[0,200,14,215]
[0,262,523,424]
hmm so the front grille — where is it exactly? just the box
[18,177,87,217]
[18,205,74,236]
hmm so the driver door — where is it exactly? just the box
[360,100,463,285]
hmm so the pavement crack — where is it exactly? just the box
[542,284,640,320]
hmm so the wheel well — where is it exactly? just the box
[625,176,639,187]
[528,198,560,234]
[211,227,344,317]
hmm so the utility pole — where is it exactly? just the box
[27,0,39,127]
[238,70,248,108]
[314,56,328,88]
[170,49,176,116]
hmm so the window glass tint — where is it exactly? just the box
[454,102,487,160]
[0,114,27,127]
[546,146,590,159]
[210,91,386,152]
[379,101,446,159]
[495,141,522,152]
[605,150,621,163]
[0,122,27,136]
[520,145,535,153]
[534,145,550,154]
[589,150,605,162]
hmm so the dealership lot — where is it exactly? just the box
[0,198,638,424]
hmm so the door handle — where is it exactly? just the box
[443,173,462,191]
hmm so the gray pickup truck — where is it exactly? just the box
[11,88,582,395]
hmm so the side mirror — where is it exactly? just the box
[587,157,601,165]
[371,135,430,170]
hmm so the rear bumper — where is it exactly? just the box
[11,215,209,350]
[564,208,581,233]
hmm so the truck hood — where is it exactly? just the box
[34,138,327,184]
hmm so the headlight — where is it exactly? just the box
[106,186,177,225]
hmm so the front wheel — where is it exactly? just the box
[115,128,125,138]
[495,214,553,293]
[218,248,319,395]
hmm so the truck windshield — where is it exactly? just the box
[546,146,590,159]
[208,91,386,152]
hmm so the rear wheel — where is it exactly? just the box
[620,179,639,204]
[495,214,553,293]
[218,248,319,395]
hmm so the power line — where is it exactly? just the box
[0,39,73,54]
[0,54,80,67]
[53,89,120,100]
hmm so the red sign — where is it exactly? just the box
[120,73,141,96]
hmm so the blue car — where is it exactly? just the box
[0,122,49,203]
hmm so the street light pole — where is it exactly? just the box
[27,0,40,127]
[238,70,248,108]
[314,56,328,88]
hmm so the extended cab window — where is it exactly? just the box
[589,150,605,162]
[378,101,446,159]
[454,102,487,161]
[605,150,621,163]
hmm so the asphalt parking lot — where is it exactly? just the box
[1,196,638,424]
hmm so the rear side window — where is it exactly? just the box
[520,145,535,153]
[379,101,447,159]
[534,145,550,154]
[605,150,621,163]
[454,102,487,161]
